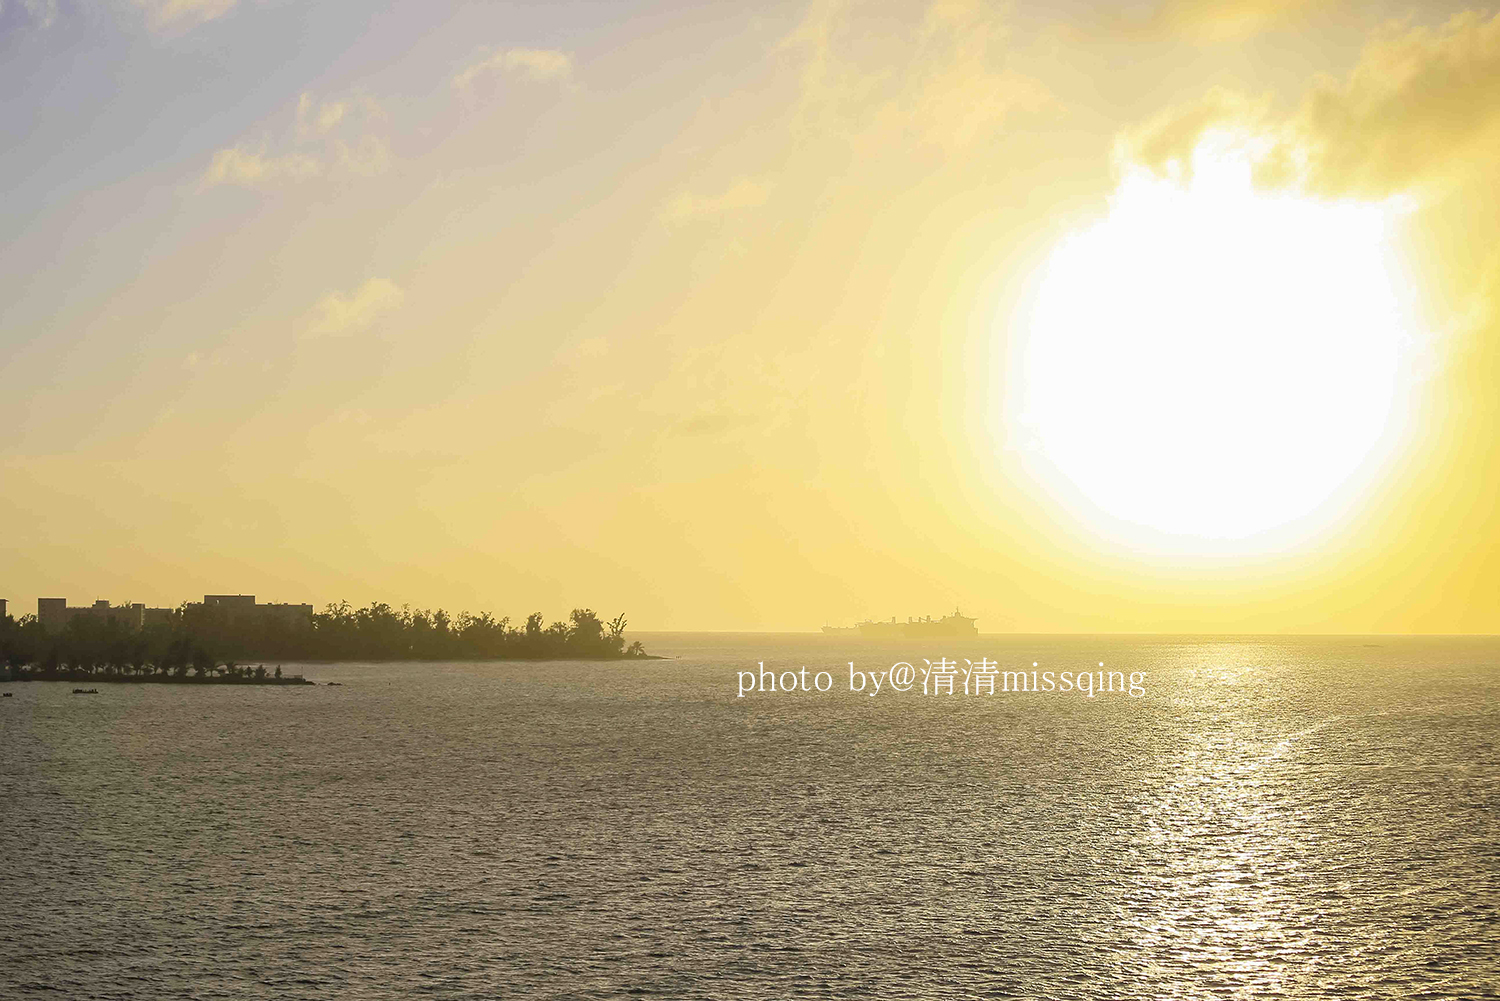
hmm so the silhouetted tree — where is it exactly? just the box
[4,598,649,676]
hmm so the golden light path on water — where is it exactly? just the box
[1008,142,1424,551]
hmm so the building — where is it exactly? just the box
[191,595,315,628]
[35,594,314,632]
[203,594,257,612]
[0,598,8,621]
[37,598,159,632]
[143,606,177,628]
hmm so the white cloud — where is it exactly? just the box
[199,146,321,189]
[452,47,574,91]
[307,279,405,336]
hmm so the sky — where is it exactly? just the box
[2,0,1498,632]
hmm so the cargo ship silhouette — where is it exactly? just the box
[821,610,978,638]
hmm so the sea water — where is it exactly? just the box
[2,634,1496,998]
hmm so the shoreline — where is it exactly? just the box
[0,654,669,687]
[3,673,316,686]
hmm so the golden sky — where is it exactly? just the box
[2,0,1498,632]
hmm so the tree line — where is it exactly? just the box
[0,602,649,680]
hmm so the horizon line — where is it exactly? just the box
[626,630,1500,638]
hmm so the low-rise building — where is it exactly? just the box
[190,595,315,628]
[35,594,312,632]
[37,598,159,632]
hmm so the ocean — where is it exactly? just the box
[2,634,1496,998]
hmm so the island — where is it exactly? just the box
[0,603,652,684]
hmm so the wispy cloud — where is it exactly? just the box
[199,146,321,189]
[335,134,392,178]
[1,0,59,30]
[201,91,389,191]
[296,93,346,137]
[307,278,405,336]
[4,0,240,38]
[1141,0,1340,43]
[134,0,237,34]
[452,47,574,92]
[663,178,771,224]
[780,0,1050,155]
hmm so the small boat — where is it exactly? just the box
[72,688,99,695]
[2,692,12,697]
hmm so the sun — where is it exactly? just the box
[1010,141,1418,548]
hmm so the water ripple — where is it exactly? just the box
[2,635,1496,998]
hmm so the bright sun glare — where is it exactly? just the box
[1012,142,1418,548]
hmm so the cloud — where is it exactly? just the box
[663,178,770,224]
[1119,9,1500,431]
[780,0,1050,154]
[1291,10,1500,197]
[297,93,346,137]
[1125,11,1500,199]
[1,0,58,30]
[199,146,321,188]
[452,47,574,91]
[134,0,237,33]
[336,134,392,178]
[1147,0,1338,43]
[1118,87,1274,179]
[503,48,573,82]
[202,91,390,190]
[5,0,238,35]
[307,279,405,336]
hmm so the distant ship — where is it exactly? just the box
[822,610,978,638]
